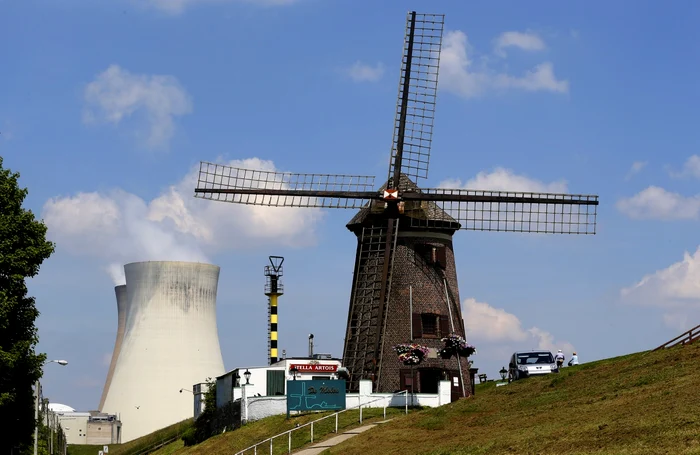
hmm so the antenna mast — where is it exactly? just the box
[264,256,284,365]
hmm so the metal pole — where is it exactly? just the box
[34,380,39,455]
[409,286,413,341]
[311,422,314,443]
[444,279,466,398]
[288,432,291,453]
[335,414,338,433]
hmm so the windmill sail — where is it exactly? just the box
[387,12,445,188]
[195,162,376,208]
[403,188,598,234]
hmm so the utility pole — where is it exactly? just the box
[33,380,40,455]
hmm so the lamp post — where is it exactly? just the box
[499,367,508,382]
[242,370,253,424]
[179,388,193,394]
[35,360,68,455]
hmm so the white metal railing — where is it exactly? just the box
[234,390,410,455]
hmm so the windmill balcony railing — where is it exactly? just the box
[234,390,410,455]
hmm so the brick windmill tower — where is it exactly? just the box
[193,11,599,397]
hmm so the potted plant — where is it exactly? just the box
[393,343,430,366]
[441,333,477,358]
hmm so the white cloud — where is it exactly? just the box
[621,246,700,304]
[43,158,324,285]
[669,155,700,179]
[621,246,700,331]
[143,0,297,15]
[83,65,192,149]
[462,298,574,354]
[617,186,700,220]
[343,61,385,83]
[440,30,568,98]
[440,167,568,193]
[494,31,545,56]
[625,161,648,180]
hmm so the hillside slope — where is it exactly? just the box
[322,343,700,454]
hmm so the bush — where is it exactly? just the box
[181,427,197,447]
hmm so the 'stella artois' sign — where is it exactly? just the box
[289,364,338,373]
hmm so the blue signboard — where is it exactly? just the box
[287,379,346,414]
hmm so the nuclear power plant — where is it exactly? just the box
[99,261,226,442]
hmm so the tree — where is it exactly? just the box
[0,157,55,454]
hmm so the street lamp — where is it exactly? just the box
[244,369,251,385]
[35,359,68,455]
[499,366,508,381]
[179,388,193,394]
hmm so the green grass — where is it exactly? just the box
[75,344,700,455]
[320,343,700,454]
[149,407,408,455]
[67,419,192,455]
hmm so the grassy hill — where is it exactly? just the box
[72,343,700,455]
[323,343,700,454]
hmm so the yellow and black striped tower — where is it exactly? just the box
[264,256,284,365]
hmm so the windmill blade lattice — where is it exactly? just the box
[195,162,377,209]
[403,188,598,234]
[387,12,444,188]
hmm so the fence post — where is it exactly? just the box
[269,437,273,455]
[288,432,292,454]
[335,413,338,433]
[360,403,363,424]
[405,392,408,415]
[311,422,314,443]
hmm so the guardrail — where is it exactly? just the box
[654,323,700,350]
[234,390,410,455]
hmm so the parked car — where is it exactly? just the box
[508,350,558,381]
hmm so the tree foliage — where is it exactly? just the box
[0,157,55,453]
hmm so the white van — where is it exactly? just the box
[508,350,558,381]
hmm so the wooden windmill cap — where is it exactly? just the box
[346,174,461,231]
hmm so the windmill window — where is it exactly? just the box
[421,313,439,337]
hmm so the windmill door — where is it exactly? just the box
[399,369,419,393]
[448,370,463,402]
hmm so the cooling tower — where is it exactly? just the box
[98,285,129,411]
[100,261,225,442]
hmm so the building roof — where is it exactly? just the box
[346,174,461,231]
[48,403,75,413]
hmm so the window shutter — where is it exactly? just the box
[435,246,447,269]
[439,316,451,337]
[411,313,423,339]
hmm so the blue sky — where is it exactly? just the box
[3,0,700,411]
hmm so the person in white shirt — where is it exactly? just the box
[568,352,579,366]
[554,350,565,369]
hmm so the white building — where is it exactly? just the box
[216,356,344,406]
[49,404,121,445]
[100,261,226,442]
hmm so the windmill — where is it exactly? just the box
[193,11,598,397]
